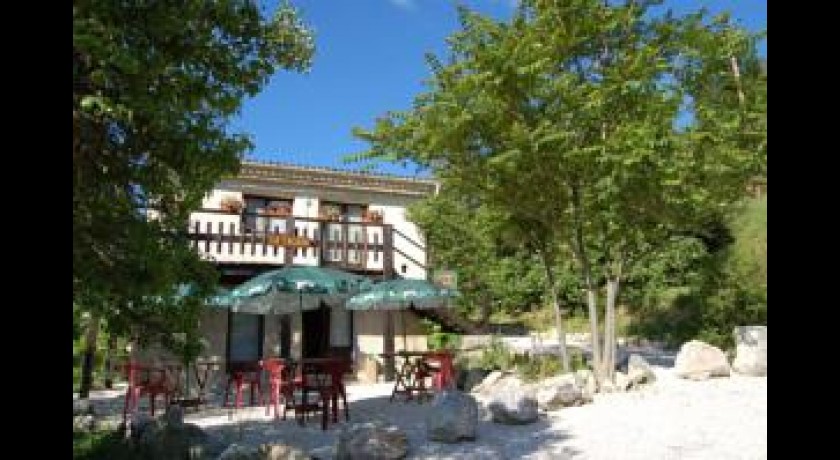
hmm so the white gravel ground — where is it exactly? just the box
[87,363,767,459]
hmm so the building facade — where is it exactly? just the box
[181,161,439,381]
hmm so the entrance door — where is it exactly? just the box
[279,315,292,359]
[302,304,331,358]
[228,313,263,363]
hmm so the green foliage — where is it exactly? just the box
[516,351,587,382]
[627,197,767,349]
[73,1,314,344]
[73,430,135,460]
[422,318,462,350]
[475,336,587,381]
[351,0,765,373]
[478,336,516,372]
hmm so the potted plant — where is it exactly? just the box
[220,196,244,214]
[363,210,384,223]
[263,204,292,217]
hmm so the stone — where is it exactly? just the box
[218,444,261,460]
[74,398,94,416]
[576,369,596,402]
[732,326,767,376]
[73,414,96,432]
[487,389,539,425]
[613,371,631,392]
[129,413,157,441]
[627,354,656,386]
[470,370,505,395]
[459,368,491,392]
[135,413,226,460]
[258,443,311,460]
[336,421,408,459]
[309,445,336,460]
[674,340,731,380]
[534,373,582,410]
[426,390,479,443]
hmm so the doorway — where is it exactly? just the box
[302,303,331,358]
[279,315,292,359]
[227,312,264,365]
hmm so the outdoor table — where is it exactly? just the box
[289,357,351,430]
[170,359,222,410]
[381,351,437,402]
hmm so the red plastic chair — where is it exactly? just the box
[121,362,176,425]
[260,358,296,419]
[424,351,455,390]
[223,361,264,410]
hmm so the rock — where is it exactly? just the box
[470,370,505,395]
[218,444,261,460]
[487,389,539,425]
[336,421,408,459]
[732,326,767,376]
[459,368,490,392]
[534,373,582,410]
[74,398,94,416]
[614,371,631,392]
[129,413,157,441]
[73,414,96,432]
[674,340,731,380]
[426,390,479,443]
[627,355,656,386]
[258,443,311,460]
[136,414,226,460]
[164,405,185,428]
[309,445,336,460]
[576,370,596,402]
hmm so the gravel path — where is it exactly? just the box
[87,362,767,459]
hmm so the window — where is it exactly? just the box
[243,196,292,233]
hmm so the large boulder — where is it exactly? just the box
[259,443,311,460]
[576,369,596,402]
[674,340,731,380]
[336,421,408,459]
[135,407,227,460]
[218,444,261,460]
[626,354,656,387]
[470,371,505,396]
[487,389,539,425]
[426,390,479,443]
[458,368,491,392]
[732,326,767,376]
[534,373,583,410]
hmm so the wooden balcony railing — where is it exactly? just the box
[187,209,393,274]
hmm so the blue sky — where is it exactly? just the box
[233,0,767,177]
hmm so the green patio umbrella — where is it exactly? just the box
[345,278,459,311]
[345,278,459,351]
[225,266,373,315]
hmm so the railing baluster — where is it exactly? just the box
[205,222,211,253]
[217,222,223,253]
[229,223,235,254]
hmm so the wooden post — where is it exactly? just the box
[285,216,295,266]
[383,224,394,280]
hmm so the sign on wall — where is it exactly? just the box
[432,269,458,290]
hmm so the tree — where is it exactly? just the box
[409,189,548,326]
[353,0,765,384]
[73,0,314,397]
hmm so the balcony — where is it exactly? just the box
[187,209,393,274]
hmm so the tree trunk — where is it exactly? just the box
[540,254,570,371]
[103,334,117,389]
[585,287,602,381]
[79,313,100,398]
[604,279,618,380]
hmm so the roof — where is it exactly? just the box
[230,159,439,198]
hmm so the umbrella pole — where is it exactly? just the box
[401,308,407,351]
